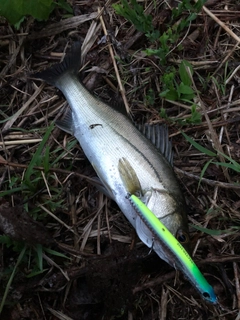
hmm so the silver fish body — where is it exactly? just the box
[35,43,190,263]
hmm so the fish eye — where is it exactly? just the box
[176,230,189,244]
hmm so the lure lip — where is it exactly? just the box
[128,193,218,305]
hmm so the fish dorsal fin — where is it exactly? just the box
[137,124,173,165]
[110,99,129,118]
[34,42,82,86]
[56,109,73,134]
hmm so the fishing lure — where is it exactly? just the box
[128,194,218,304]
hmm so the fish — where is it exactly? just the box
[34,42,216,302]
[127,193,217,304]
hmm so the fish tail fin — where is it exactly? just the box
[34,42,82,86]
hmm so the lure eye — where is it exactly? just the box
[203,292,210,299]
[176,230,189,244]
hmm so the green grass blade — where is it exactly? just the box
[213,162,240,173]
[215,151,240,172]
[182,132,217,156]
[43,145,50,174]
[25,268,48,278]
[35,244,43,271]
[190,224,237,236]
[0,186,25,197]
[44,247,70,259]
[198,158,214,190]
[24,123,54,185]
[51,139,77,165]
[0,245,27,314]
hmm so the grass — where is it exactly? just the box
[0,0,240,319]
[113,0,203,125]
[182,131,240,188]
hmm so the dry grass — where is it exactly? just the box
[0,0,240,319]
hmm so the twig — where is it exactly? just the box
[198,2,240,43]
[133,271,176,294]
[42,252,70,281]
[211,42,240,79]
[2,83,45,132]
[27,13,98,40]
[232,249,240,310]
[198,255,240,264]
[0,159,103,186]
[98,8,130,115]
[160,286,168,320]
[175,167,240,190]
[38,204,76,235]
[96,0,112,20]
[0,139,42,146]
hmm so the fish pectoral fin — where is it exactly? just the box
[110,98,130,118]
[56,109,74,135]
[118,157,142,195]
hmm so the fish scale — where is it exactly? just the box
[34,41,188,253]
[34,42,217,303]
[72,89,180,225]
[56,70,185,228]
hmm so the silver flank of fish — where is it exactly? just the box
[34,42,190,265]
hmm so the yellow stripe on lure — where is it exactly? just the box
[129,194,218,304]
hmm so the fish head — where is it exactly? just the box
[117,158,191,254]
[142,188,191,254]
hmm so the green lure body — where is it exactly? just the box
[129,194,217,304]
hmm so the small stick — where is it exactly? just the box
[175,167,240,190]
[0,139,42,146]
[198,2,240,43]
[98,8,130,115]
[0,159,103,186]
[2,83,45,132]
[232,249,240,310]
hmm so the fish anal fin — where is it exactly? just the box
[110,98,129,118]
[91,164,115,199]
[56,109,74,135]
[90,177,114,199]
